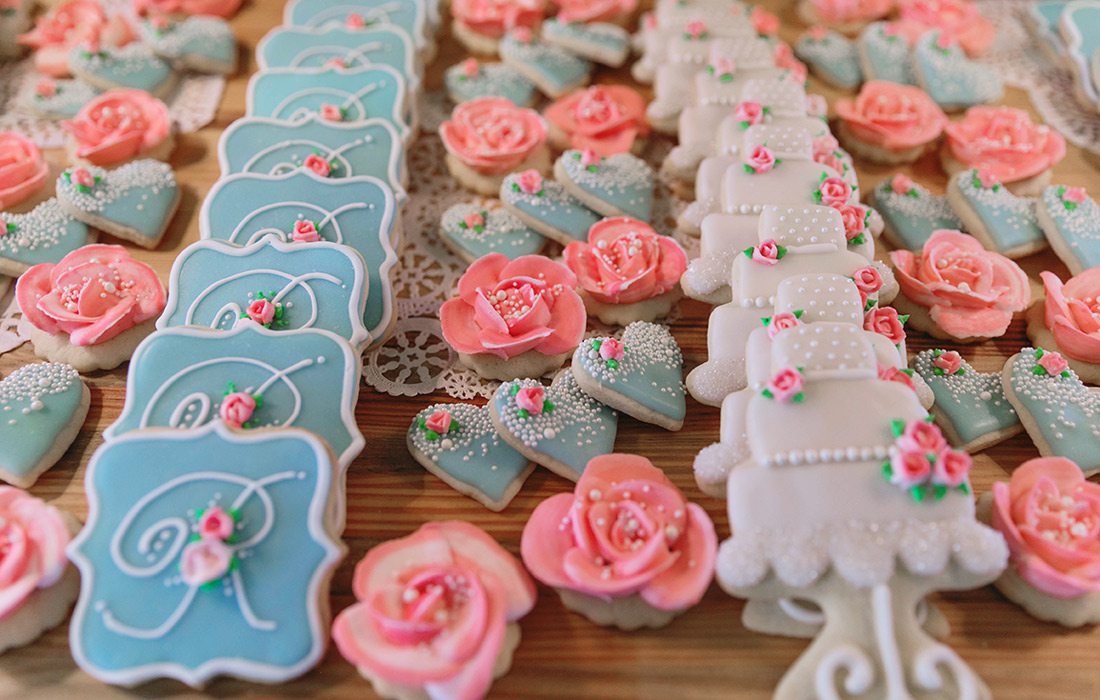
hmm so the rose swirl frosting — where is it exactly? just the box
[440,97,547,176]
[562,218,686,305]
[62,89,172,166]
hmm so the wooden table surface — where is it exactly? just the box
[2,1,1100,698]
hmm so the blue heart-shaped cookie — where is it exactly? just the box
[68,43,177,97]
[914,349,1021,453]
[912,31,1003,111]
[140,16,237,75]
[444,59,536,106]
[1037,185,1100,275]
[499,31,591,98]
[857,22,915,85]
[795,29,863,90]
[24,78,101,119]
[873,175,963,251]
[946,169,1045,258]
[439,203,545,263]
[0,199,94,276]
[499,170,600,246]
[554,149,654,221]
[0,363,89,488]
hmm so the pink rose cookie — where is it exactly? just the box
[890,229,1030,342]
[897,0,995,57]
[1027,269,1100,385]
[543,85,648,157]
[553,0,637,26]
[522,453,717,630]
[796,0,892,36]
[451,0,545,55]
[439,253,585,380]
[440,97,549,196]
[0,132,49,211]
[0,487,80,655]
[62,89,174,167]
[132,0,243,19]
[333,522,536,700]
[941,106,1066,196]
[17,0,107,78]
[835,80,948,164]
[16,244,166,371]
[979,457,1100,627]
[562,217,686,325]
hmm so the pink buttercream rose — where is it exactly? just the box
[246,298,276,326]
[933,450,972,488]
[219,391,256,428]
[16,244,165,346]
[555,0,637,23]
[835,80,948,150]
[62,89,171,166]
[835,203,869,243]
[0,132,49,209]
[944,106,1066,184]
[767,312,801,339]
[890,449,932,488]
[179,539,232,587]
[563,218,686,305]
[751,239,782,266]
[889,230,1030,339]
[878,364,916,391]
[891,173,915,194]
[424,410,454,435]
[514,168,543,195]
[816,176,852,206]
[897,0,995,56]
[599,337,625,361]
[751,6,779,35]
[70,167,96,190]
[1041,269,1100,364]
[132,0,243,18]
[521,454,716,610]
[18,0,108,78]
[303,153,331,177]
[810,0,892,24]
[991,457,1100,599]
[852,266,883,296]
[463,212,485,230]
[745,145,776,174]
[543,85,649,157]
[440,254,586,360]
[0,487,72,620]
[1037,349,1069,376]
[292,219,321,243]
[933,350,963,375]
[864,306,906,345]
[451,0,545,38]
[766,367,804,402]
[440,97,547,176]
[198,506,234,541]
[1063,187,1087,205]
[333,522,536,700]
[684,20,707,39]
[514,386,547,414]
[734,101,765,128]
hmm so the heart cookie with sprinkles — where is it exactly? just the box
[554,149,654,222]
[1037,185,1100,275]
[490,371,618,482]
[499,169,601,246]
[439,202,545,264]
[571,322,686,431]
[444,59,536,107]
[914,349,1021,453]
[140,16,238,75]
[0,199,94,276]
[912,31,1003,111]
[407,402,534,511]
[68,42,177,98]
[945,169,1046,259]
[872,174,963,251]
[56,160,180,250]
[0,363,89,488]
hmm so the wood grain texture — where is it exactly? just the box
[1,1,1099,698]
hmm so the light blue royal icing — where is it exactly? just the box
[158,237,371,351]
[873,177,962,250]
[0,199,93,272]
[247,65,411,141]
[499,33,592,96]
[540,18,630,67]
[199,170,397,341]
[139,16,236,74]
[443,60,535,106]
[439,203,544,262]
[284,0,429,52]
[68,43,175,94]
[1005,347,1100,474]
[499,172,600,243]
[1039,185,1100,274]
[216,115,405,200]
[913,349,1019,448]
[795,29,863,90]
[55,160,179,246]
[912,31,1003,110]
[857,22,915,85]
[952,169,1044,254]
[68,421,344,688]
[556,149,654,221]
[491,372,618,481]
[1060,1,1100,106]
[571,322,685,427]
[0,363,85,487]
[1027,1,1067,58]
[25,78,100,118]
[407,402,532,509]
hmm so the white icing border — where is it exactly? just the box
[1059,0,1100,107]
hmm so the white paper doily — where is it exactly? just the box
[0,290,31,357]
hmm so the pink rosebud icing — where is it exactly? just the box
[70,167,96,189]
[1040,269,1100,364]
[440,97,547,176]
[765,366,803,402]
[514,386,546,414]
[15,244,166,346]
[302,153,331,177]
[563,218,687,305]
[933,350,963,375]
[890,449,932,488]
[521,454,716,610]
[544,85,649,157]
[219,391,256,428]
[424,410,453,435]
[292,219,321,243]
[852,266,883,296]
[897,0,995,56]
[515,169,543,195]
[890,230,1030,339]
[745,145,776,174]
[975,168,1000,189]
[36,80,58,98]
[751,239,782,266]
[751,6,779,35]
[246,298,276,326]
[711,57,736,77]
[864,306,906,345]
[773,43,806,82]
[891,173,915,194]
[451,0,545,39]
[461,57,479,78]
[767,312,800,339]
[897,420,948,456]
[464,212,485,230]
[1037,350,1069,376]
[319,103,343,122]
[62,89,171,167]
[132,0,243,19]
[878,364,916,390]
[933,450,971,487]
[835,80,948,150]
[944,106,1066,184]
[179,539,232,587]
[734,101,765,127]
[345,12,365,29]
[834,203,869,242]
[599,337,625,362]
[0,131,49,209]
[816,176,852,206]
[684,20,706,38]
[440,253,586,360]
[0,487,72,619]
[198,506,234,541]
[991,457,1100,599]
[1063,186,1087,205]
[579,148,601,168]
[324,57,346,70]
[333,522,536,699]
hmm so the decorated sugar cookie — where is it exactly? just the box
[1028,269,1100,385]
[63,89,174,167]
[680,212,759,304]
[25,77,102,119]
[554,149,654,221]
[256,24,418,92]
[835,80,947,164]
[56,160,180,250]
[914,349,1022,453]
[1060,0,1100,112]
[139,15,237,75]
[0,363,89,488]
[1037,185,1100,275]
[0,131,49,210]
[675,154,735,236]
[796,0,892,35]
[0,199,94,277]
[857,21,917,86]
[450,0,545,55]
[440,202,544,263]
[406,403,534,511]
[17,0,112,78]
[333,522,536,700]
[69,421,345,687]
[897,0,996,57]
[440,97,548,196]
[522,453,716,630]
[67,41,177,98]
[16,245,164,372]
[491,372,619,482]
[544,85,648,157]
[571,322,686,431]
[633,3,755,84]
[556,0,637,25]
[133,0,244,19]
[499,169,601,246]
[794,27,863,89]
[541,17,630,67]
[912,30,1004,111]
[946,168,1046,258]
[500,28,592,99]
[872,174,963,251]
[284,0,432,57]
[443,58,536,106]
[159,237,372,351]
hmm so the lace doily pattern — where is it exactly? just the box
[0,289,30,357]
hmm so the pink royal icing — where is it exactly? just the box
[62,89,171,167]
[897,0,995,56]
[554,0,637,23]
[521,454,716,610]
[0,132,49,210]
[751,6,779,36]
[563,218,686,305]
[889,230,1029,339]
[864,305,906,345]
[16,244,166,347]
[17,0,109,78]
[1041,269,1100,365]
[439,253,586,360]
[992,457,1100,599]
[764,366,804,402]
[132,0,243,18]
[0,487,72,620]
[543,85,649,157]
[440,97,547,176]
[944,106,1066,184]
[451,0,545,39]
[835,80,948,151]
[810,0,892,24]
[332,522,536,700]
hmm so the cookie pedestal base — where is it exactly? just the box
[446,149,550,197]
[556,588,679,631]
[27,317,159,373]
[458,348,572,382]
[1025,304,1100,385]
